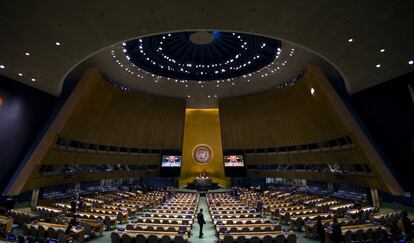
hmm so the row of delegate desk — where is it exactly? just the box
[237,188,400,243]
[207,192,297,243]
[112,192,199,242]
[4,189,169,242]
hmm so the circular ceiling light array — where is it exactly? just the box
[111,45,296,89]
[121,31,282,81]
[110,32,301,91]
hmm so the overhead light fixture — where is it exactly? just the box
[31,78,36,82]
[18,73,23,76]
[409,60,413,65]
[311,88,315,95]
[376,64,381,68]
[348,38,354,43]
[25,52,30,56]
[380,49,385,53]
[0,65,5,69]
[55,42,61,46]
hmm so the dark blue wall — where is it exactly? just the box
[329,72,414,193]
[0,76,56,192]
[350,72,414,192]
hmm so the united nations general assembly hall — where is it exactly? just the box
[0,1,413,242]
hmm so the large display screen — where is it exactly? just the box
[224,155,244,167]
[161,155,182,167]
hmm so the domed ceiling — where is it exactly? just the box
[68,30,341,108]
[123,31,281,81]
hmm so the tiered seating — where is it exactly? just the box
[208,192,296,243]
[253,187,391,242]
[112,192,199,242]
[6,189,168,242]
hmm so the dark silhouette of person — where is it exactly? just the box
[197,208,206,238]
[316,216,325,243]
[331,218,342,243]
[70,198,77,215]
[390,220,400,242]
[401,211,413,241]
[78,197,84,212]
[257,200,262,213]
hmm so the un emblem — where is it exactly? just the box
[193,145,212,164]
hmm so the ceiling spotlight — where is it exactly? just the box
[409,60,413,65]
[0,65,5,69]
[208,95,211,98]
[348,38,354,43]
[25,52,30,56]
[376,64,381,68]
[380,49,385,53]
[31,78,36,82]
[18,73,23,76]
[55,42,61,46]
[311,88,315,95]
[187,95,191,98]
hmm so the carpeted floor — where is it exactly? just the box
[189,196,218,243]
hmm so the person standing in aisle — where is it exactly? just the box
[197,208,206,238]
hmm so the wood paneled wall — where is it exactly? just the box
[219,67,348,149]
[219,66,403,195]
[7,68,186,194]
[60,71,186,149]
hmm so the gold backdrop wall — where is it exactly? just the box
[179,109,230,187]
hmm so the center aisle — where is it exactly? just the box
[189,196,218,243]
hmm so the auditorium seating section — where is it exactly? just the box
[207,192,297,242]
[111,192,198,242]
[231,186,409,243]
[1,186,413,242]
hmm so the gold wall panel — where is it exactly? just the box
[179,109,230,187]
[60,70,186,149]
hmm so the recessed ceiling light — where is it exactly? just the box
[18,73,23,76]
[376,64,381,68]
[187,95,191,98]
[55,42,61,46]
[31,78,36,82]
[311,88,315,95]
[0,65,5,69]
[348,38,354,43]
[25,52,30,56]
[380,49,385,53]
[409,60,413,65]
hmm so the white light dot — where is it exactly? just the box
[408,60,413,65]
[311,88,315,95]
[31,78,36,82]
[18,73,23,76]
[55,42,61,46]
[380,49,385,53]
[348,38,354,43]
[187,95,191,98]
[0,65,5,69]
[25,52,30,56]
[376,64,381,68]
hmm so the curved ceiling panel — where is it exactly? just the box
[123,31,281,81]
